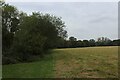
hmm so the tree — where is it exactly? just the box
[89,39,95,46]
[2,2,67,64]
[2,3,19,52]
[56,37,66,48]
[83,40,90,47]
[112,39,120,46]
[68,36,77,48]
[69,36,77,41]
[76,40,83,47]
[2,2,20,64]
[30,12,67,49]
[10,12,67,62]
[96,37,111,46]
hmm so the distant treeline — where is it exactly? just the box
[57,37,120,48]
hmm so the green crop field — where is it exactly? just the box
[2,46,118,78]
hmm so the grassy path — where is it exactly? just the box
[3,54,54,78]
[3,46,118,78]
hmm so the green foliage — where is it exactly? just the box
[96,37,112,46]
[57,36,120,48]
[12,13,67,60]
[3,53,54,78]
[2,2,20,64]
[2,3,19,51]
[89,39,95,46]
[69,36,77,47]
[83,40,89,47]
[2,3,67,64]
[69,36,77,41]
[14,15,47,55]
[112,39,120,46]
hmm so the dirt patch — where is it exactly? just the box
[54,58,81,78]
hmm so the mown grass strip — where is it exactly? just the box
[2,54,54,78]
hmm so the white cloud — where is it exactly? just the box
[6,0,119,2]
[6,2,118,40]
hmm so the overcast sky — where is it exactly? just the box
[6,2,118,40]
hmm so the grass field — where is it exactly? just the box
[2,46,118,78]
